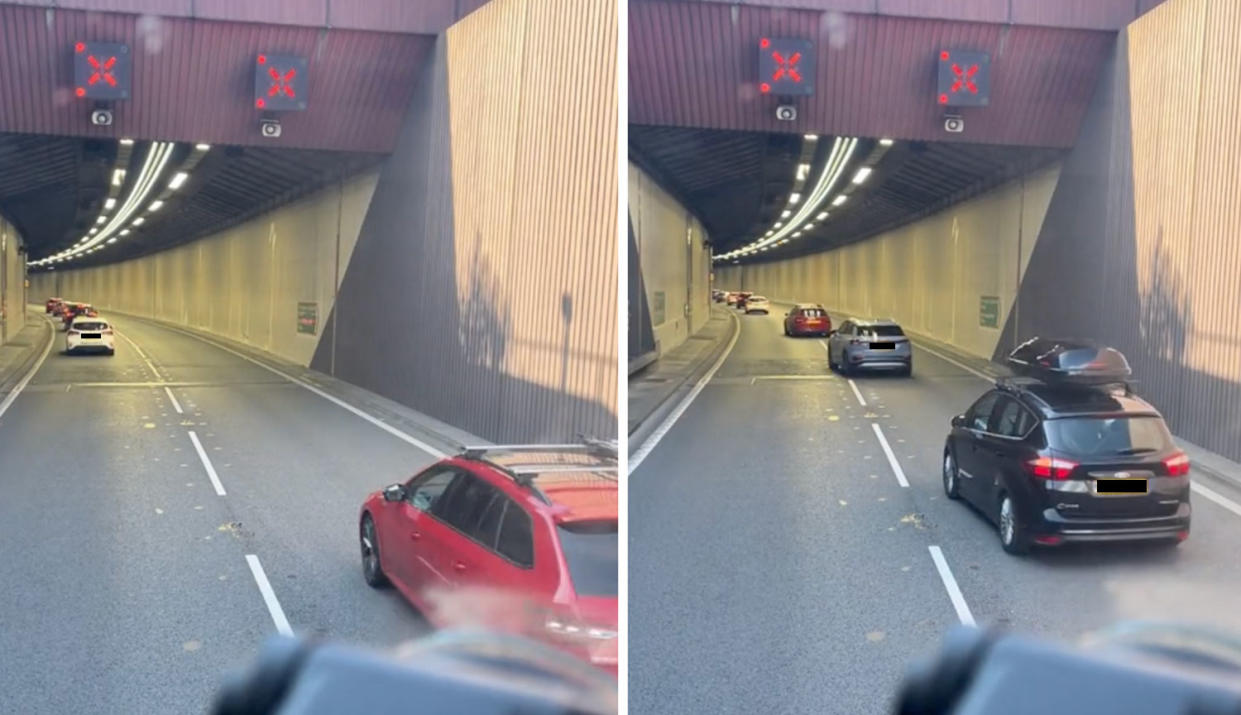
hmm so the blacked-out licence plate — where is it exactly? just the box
[869,342,895,350]
[81,333,101,339]
[1094,478,1148,495]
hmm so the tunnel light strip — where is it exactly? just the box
[77,142,173,254]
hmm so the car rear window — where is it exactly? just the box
[75,322,107,331]
[860,325,904,337]
[1045,416,1174,457]
[799,309,824,318]
[557,520,617,597]
[749,296,767,302]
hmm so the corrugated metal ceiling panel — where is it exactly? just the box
[0,4,432,151]
[629,1,1116,147]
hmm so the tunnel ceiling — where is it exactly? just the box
[631,124,1064,262]
[4,133,383,269]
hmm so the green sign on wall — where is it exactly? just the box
[652,291,666,326]
[297,302,318,335]
[979,295,1000,328]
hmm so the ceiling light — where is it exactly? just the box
[119,229,130,236]
[804,134,818,141]
[852,167,873,184]
[96,215,106,224]
[168,172,189,190]
[817,212,829,220]
[789,192,801,204]
[195,143,211,151]
[120,138,134,145]
[796,163,810,181]
[89,228,98,235]
[804,223,815,230]
[793,231,802,237]
[107,237,117,244]
[779,239,788,244]
[112,169,126,186]
[879,138,894,146]
[148,200,164,212]
[832,195,847,206]
[104,198,116,210]
[132,217,145,226]
[774,222,783,228]
[780,210,791,219]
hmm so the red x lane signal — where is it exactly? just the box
[757,38,816,97]
[254,54,308,111]
[73,42,131,100]
[936,50,990,107]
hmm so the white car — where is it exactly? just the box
[744,295,771,314]
[66,316,115,355]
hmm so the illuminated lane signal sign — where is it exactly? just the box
[73,42,131,100]
[758,37,815,97]
[937,50,990,107]
[254,54,308,111]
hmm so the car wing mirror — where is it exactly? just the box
[382,484,406,502]
[951,415,965,428]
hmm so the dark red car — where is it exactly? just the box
[784,303,832,337]
[45,297,63,314]
[359,442,619,676]
[60,303,96,330]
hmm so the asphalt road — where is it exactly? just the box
[0,313,439,714]
[629,306,1241,715]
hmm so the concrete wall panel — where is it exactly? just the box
[718,163,1059,360]
[1,216,25,342]
[30,171,379,367]
[629,162,712,356]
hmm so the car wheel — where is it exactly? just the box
[943,449,961,500]
[360,515,389,588]
[998,493,1030,555]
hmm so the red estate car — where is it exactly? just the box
[784,303,832,337]
[359,441,619,676]
[45,297,63,313]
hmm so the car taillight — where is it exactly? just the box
[1025,456,1078,480]
[1164,451,1190,477]
[849,338,865,345]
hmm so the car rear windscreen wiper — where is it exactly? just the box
[1114,447,1158,455]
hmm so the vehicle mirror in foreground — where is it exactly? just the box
[951,415,964,428]
[827,329,836,336]
[382,484,405,502]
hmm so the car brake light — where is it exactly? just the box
[1164,451,1190,477]
[1025,456,1078,480]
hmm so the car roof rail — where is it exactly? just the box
[997,375,1136,397]
[457,436,618,497]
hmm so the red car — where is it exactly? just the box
[60,303,96,330]
[359,442,619,676]
[784,303,832,337]
[45,297,63,314]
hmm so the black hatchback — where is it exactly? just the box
[942,344,1190,554]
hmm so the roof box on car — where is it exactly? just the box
[1006,338,1132,385]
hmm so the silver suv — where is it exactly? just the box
[827,318,912,376]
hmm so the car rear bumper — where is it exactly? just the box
[847,354,911,370]
[67,340,114,352]
[745,308,769,314]
[1037,502,1190,542]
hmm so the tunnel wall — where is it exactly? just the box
[716,163,1060,360]
[1,216,25,343]
[628,161,712,358]
[29,171,380,366]
[312,0,618,443]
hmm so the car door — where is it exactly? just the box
[972,396,1031,512]
[831,321,852,362]
[427,472,499,592]
[954,391,1002,504]
[455,492,547,632]
[383,467,459,598]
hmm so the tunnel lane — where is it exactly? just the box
[629,307,1241,715]
[0,312,442,714]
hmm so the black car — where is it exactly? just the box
[942,340,1190,554]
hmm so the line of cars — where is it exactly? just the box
[713,290,1190,555]
[45,297,115,355]
[714,289,772,315]
[359,439,619,676]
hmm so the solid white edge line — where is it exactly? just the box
[154,322,446,459]
[847,378,867,406]
[188,430,227,496]
[928,545,976,626]
[1191,483,1241,518]
[114,329,161,377]
[629,310,741,475]
[914,342,996,384]
[871,422,909,488]
[163,386,184,414]
[0,314,56,422]
[245,554,294,636]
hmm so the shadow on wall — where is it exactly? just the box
[313,36,615,444]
